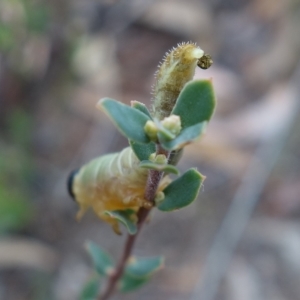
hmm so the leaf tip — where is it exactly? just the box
[96,98,106,110]
[130,100,138,107]
[84,240,92,251]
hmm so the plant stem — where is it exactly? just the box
[98,231,139,300]
[98,146,168,300]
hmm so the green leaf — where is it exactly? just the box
[158,169,205,211]
[119,256,164,292]
[160,122,206,151]
[80,276,100,300]
[118,274,149,293]
[104,210,137,235]
[129,140,156,161]
[172,80,216,128]
[131,101,152,119]
[97,98,151,144]
[139,161,179,175]
[85,242,114,276]
[125,256,164,278]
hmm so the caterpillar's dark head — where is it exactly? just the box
[197,54,213,70]
[67,169,78,201]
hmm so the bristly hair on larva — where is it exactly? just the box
[152,42,205,120]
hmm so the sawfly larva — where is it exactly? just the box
[153,42,212,120]
[68,147,168,234]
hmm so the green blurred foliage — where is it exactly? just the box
[0,109,35,234]
[23,0,49,33]
[0,0,49,48]
[0,23,14,51]
[0,187,32,234]
[79,276,101,300]
[86,242,115,277]
[0,0,50,78]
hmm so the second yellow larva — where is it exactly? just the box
[152,42,211,120]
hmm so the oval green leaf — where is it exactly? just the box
[104,210,137,235]
[85,242,114,276]
[118,273,149,293]
[80,276,100,300]
[158,169,205,211]
[129,140,156,161]
[171,80,216,128]
[125,256,164,278]
[131,101,153,119]
[97,98,151,144]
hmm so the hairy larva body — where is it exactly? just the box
[153,42,205,120]
[69,147,152,233]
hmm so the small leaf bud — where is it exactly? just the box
[144,120,158,141]
[155,191,165,205]
[154,154,168,165]
[149,153,157,162]
[143,201,153,209]
[161,115,182,136]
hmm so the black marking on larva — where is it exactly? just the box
[67,169,79,201]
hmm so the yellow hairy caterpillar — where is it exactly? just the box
[153,42,212,120]
[68,147,168,234]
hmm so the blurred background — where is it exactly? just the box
[1,0,300,299]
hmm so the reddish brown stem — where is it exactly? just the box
[98,232,139,300]
[98,146,168,300]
